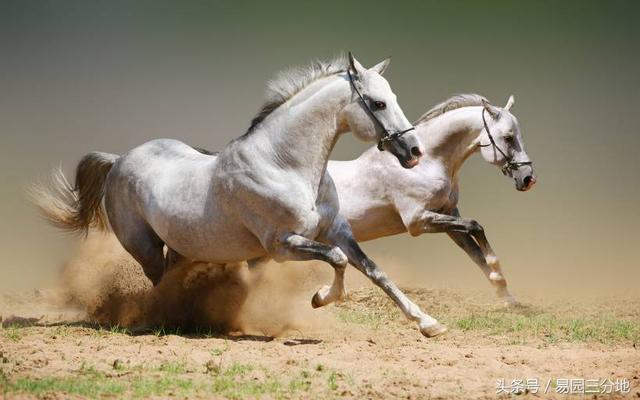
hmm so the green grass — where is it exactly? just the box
[6,366,125,398]
[326,370,354,393]
[157,361,187,374]
[0,361,333,399]
[51,325,70,338]
[335,306,399,329]
[327,371,339,391]
[337,287,640,344]
[452,311,640,344]
[2,324,22,342]
[210,363,284,399]
[288,370,312,393]
[108,324,131,335]
[129,375,195,398]
[211,341,230,356]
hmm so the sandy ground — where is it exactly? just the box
[0,236,639,399]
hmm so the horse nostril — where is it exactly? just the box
[410,146,423,158]
[523,175,534,187]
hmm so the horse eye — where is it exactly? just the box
[373,100,386,110]
[505,135,515,143]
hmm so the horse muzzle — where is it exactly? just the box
[383,131,424,169]
[515,174,537,191]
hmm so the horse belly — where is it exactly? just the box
[148,187,267,263]
[167,221,266,263]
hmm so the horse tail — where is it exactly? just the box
[30,152,119,234]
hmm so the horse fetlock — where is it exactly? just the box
[485,254,499,267]
[486,256,505,282]
[489,271,505,282]
[311,284,344,308]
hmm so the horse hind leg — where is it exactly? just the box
[165,247,186,271]
[124,231,165,286]
[110,212,166,286]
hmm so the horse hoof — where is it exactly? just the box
[503,296,521,308]
[420,323,448,338]
[311,292,323,309]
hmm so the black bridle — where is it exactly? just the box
[480,108,532,176]
[347,69,415,151]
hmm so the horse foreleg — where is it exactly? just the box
[323,218,447,338]
[446,231,518,306]
[446,208,513,294]
[272,233,347,308]
[406,208,517,305]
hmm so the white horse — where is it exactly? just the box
[36,54,450,337]
[329,94,536,306]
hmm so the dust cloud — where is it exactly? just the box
[59,233,333,336]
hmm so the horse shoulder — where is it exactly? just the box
[217,149,326,241]
[330,157,394,215]
[390,162,455,231]
[391,161,450,206]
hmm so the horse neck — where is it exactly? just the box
[246,75,350,190]
[417,106,485,179]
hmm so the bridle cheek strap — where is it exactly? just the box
[479,108,532,176]
[347,69,415,151]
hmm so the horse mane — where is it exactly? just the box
[414,93,489,125]
[243,54,348,136]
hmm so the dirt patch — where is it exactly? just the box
[1,286,639,399]
[0,235,639,398]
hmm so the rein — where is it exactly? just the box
[480,108,532,176]
[347,69,415,151]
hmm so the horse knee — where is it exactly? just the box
[327,247,348,268]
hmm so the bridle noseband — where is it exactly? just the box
[347,69,415,151]
[480,108,532,176]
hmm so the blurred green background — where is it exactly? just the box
[1,0,638,295]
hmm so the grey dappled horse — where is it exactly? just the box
[36,54,451,337]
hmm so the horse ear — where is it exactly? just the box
[482,99,500,118]
[504,95,515,111]
[369,57,391,75]
[348,52,366,77]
